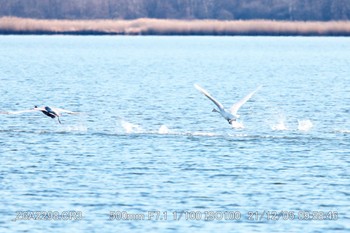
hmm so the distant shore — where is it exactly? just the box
[1,17,350,36]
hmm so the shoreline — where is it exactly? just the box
[1,17,350,36]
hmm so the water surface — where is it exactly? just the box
[0,36,349,232]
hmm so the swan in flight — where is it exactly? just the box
[194,84,261,126]
[0,106,79,124]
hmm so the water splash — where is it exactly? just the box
[158,125,169,134]
[230,121,244,129]
[120,120,143,133]
[271,120,288,131]
[298,119,313,131]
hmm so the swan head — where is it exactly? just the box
[228,119,236,125]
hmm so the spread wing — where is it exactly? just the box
[51,107,79,115]
[194,84,225,110]
[230,85,262,116]
[0,109,41,115]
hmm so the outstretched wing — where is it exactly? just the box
[51,107,79,115]
[194,84,225,110]
[230,85,262,116]
[0,109,40,115]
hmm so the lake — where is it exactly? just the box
[0,36,349,232]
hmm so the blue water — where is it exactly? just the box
[0,36,349,232]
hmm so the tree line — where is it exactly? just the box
[0,0,349,21]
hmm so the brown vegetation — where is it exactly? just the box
[1,17,350,36]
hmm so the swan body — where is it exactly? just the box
[0,106,79,124]
[194,84,261,126]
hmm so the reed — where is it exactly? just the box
[1,17,350,36]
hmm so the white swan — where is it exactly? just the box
[0,106,79,124]
[194,84,261,125]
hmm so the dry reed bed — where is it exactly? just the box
[1,17,350,36]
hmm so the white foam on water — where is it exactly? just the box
[271,120,288,131]
[158,125,169,134]
[190,132,218,137]
[120,120,143,133]
[298,119,313,131]
[334,129,350,134]
[57,124,88,132]
[156,125,218,137]
[230,121,244,129]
